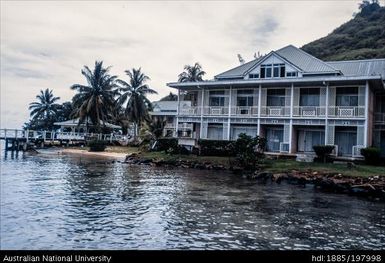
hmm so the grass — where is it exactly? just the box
[69,145,385,177]
[263,159,385,178]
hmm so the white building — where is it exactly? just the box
[150,100,191,137]
[167,45,385,158]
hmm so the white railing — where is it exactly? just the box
[293,106,326,117]
[279,142,290,153]
[0,129,128,143]
[260,107,290,117]
[328,106,365,118]
[374,113,385,123]
[233,106,258,116]
[352,145,365,158]
[180,107,199,115]
[164,123,175,129]
[329,145,339,157]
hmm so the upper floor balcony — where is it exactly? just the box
[179,105,365,118]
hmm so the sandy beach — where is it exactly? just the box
[60,148,127,160]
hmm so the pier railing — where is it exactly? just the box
[0,129,129,143]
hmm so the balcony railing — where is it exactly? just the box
[178,123,193,130]
[179,105,365,118]
[328,106,365,118]
[179,106,259,116]
[260,106,290,117]
[293,106,326,117]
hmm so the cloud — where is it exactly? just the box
[0,1,362,129]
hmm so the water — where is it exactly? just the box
[1,148,384,249]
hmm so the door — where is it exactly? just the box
[266,128,283,152]
[335,129,357,156]
[297,130,325,152]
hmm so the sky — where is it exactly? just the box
[1,0,362,129]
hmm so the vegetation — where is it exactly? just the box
[26,89,61,130]
[198,139,234,156]
[229,134,266,170]
[360,147,381,165]
[159,92,177,101]
[70,61,119,132]
[302,0,385,60]
[87,140,107,152]
[313,145,335,163]
[116,68,157,140]
[178,62,206,82]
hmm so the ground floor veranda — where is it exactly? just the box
[176,118,381,158]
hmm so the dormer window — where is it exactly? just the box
[249,73,259,79]
[260,64,285,79]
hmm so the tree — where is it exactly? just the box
[147,117,166,141]
[28,89,61,130]
[116,68,157,140]
[159,92,177,101]
[70,61,118,132]
[178,62,206,82]
[56,102,74,122]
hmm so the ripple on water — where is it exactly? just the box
[0,152,385,249]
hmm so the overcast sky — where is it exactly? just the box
[1,0,362,129]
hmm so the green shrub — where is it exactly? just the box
[313,145,335,163]
[360,147,381,165]
[229,133,266,169]
[198,139,234,156]
[87,140,107,152]
[154,138,179,152]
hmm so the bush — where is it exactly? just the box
[360,147,381,165]
[198,139,234,156]
[313,145,335,163]
[153,138,178,152]
[87,140,107,152]
[229,133,266,170]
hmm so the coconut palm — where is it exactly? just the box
[116,68,157,140]
[178,62,206,82]
[70,61,118,132]
[29,89,61,129]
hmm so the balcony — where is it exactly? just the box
[293,106,326,117]
[328,106,365,118]
[260,106,290,117]
[179,106,258,116]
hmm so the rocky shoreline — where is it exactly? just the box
[124,153,385,200]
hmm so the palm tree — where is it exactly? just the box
[116,68,157,140]
[178,62,206,82]
[71,61,118,132]
[29,89,60,129]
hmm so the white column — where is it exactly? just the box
[257,85,262,136]
[227,86,232,140]
[200,87,204,138]
[325,82,329,145]
[364,80,369,147]
[176,89,180,138]
[289,83,294,153]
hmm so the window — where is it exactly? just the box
[237,90,254,107]
[260,64,285,78]
[267,89,286,106]
[209,90,226,106]
[300,88,320,106]
[336,87,358,106]
[286,72,297,77]
[249,73,259,79]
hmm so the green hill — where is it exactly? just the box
[301,1,385,61]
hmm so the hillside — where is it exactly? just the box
[301,2,385,61]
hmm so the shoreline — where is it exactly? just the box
[60,148,127,160]
[56,147,385,200]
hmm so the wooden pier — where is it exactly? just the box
[0,129,129,151]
